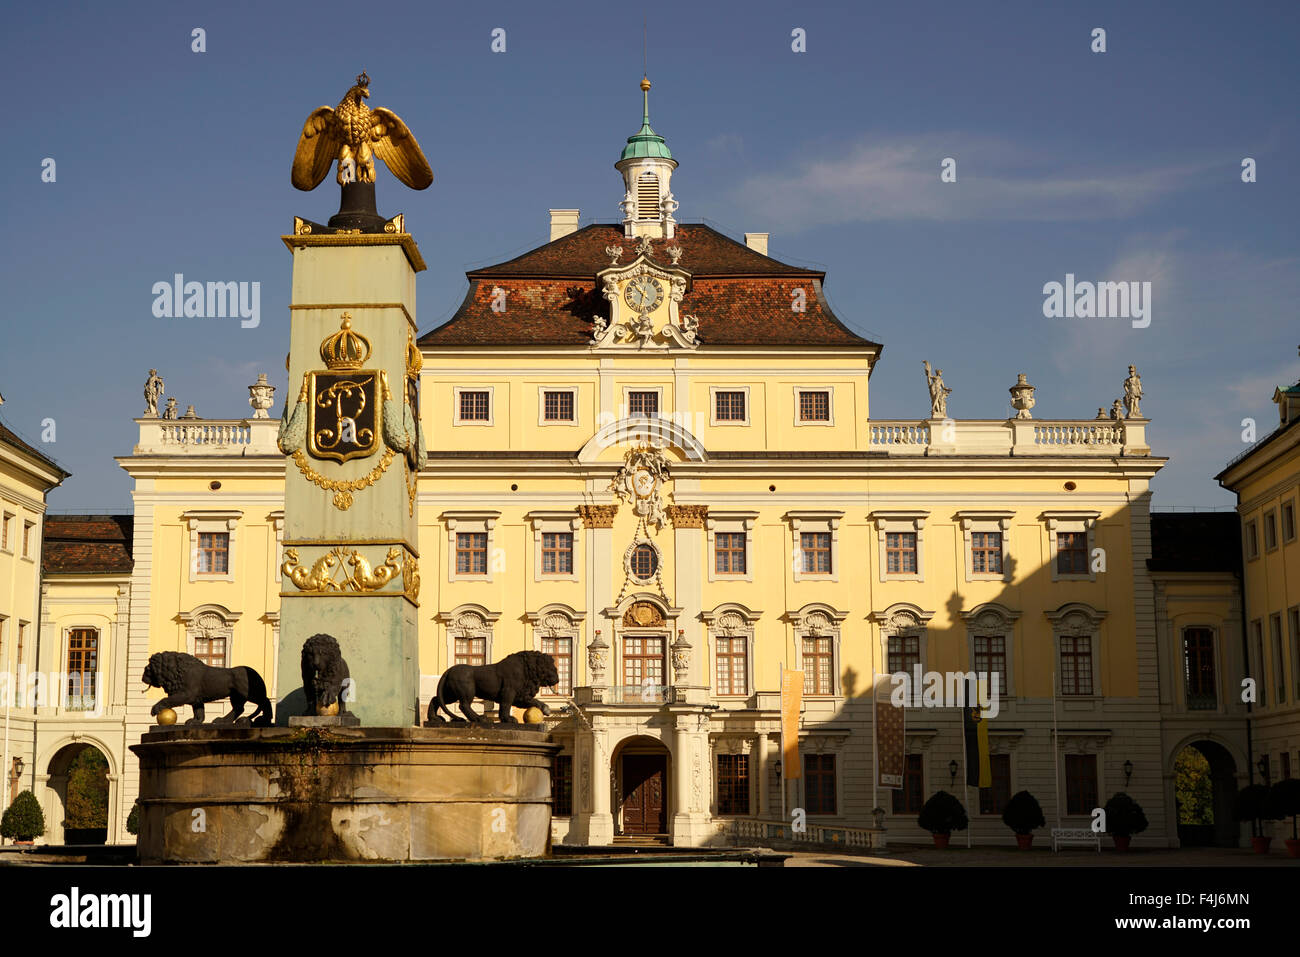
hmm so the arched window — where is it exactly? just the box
[65,628,98,711]
[636,171,660,219]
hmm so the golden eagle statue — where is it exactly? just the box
[291,72,433,191]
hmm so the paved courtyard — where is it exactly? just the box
[783,843,1300,867]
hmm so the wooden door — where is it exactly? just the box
[621,754,667,834]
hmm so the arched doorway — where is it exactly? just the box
[45,743,110,845]
[613,736,671,841]
[1174,740,1238,847]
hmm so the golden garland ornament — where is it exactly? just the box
[291,447,395,510]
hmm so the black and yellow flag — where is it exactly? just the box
[963,677,991,788]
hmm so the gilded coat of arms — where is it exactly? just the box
[307,316,381,463]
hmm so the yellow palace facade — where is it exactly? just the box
[2,81,1258,849]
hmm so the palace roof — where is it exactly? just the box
[418,224,879,349]
[42,514,134,575]
[0,420,69,479]
[1147,512,1242,574]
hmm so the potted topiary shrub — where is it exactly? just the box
[126,800,140,838]
[1104,792,1148,851]
[0,790,46,845]
[1232,783,1273,853]
[917,790,968,848]
[1001,790,1046,849]
[1265,779,1300,858]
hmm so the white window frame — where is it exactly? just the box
[59,625,102,712]
[183,509,242,583]
[453,386,495,426]
[1271,613,1286,704]
[871,510,928,583]
[701,604,761,699]
[709,386,751,427]
[787,510,843,583]
[438,605,500,676]
[528,510,581,582]
[445,510,500,583]
[800,735,848,818]
[870,603,934,702]
[792,386,835,427]
[0,511,11,553]
[1179,623,1222,712]
[1264,509,1279,552]
[1283,500,1297,544]
[1043,510,1101,582]
[537,386,579,426]
[788,603,847,698]
[526,603,585,698]
[621,385,665,419]
[179,604,241,670]
[961,602,1022,699]
[1246,520,1260,560]
[957,510,1014,583]
[21,520,34,560]
[1047,603,1106,698]
[706,510,758,583]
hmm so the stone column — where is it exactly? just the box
[672,715,693,844]
[586,729,614,845]
[275,226,425,727]
[756,733,770,817]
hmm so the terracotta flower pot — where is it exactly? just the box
[1016,833,1034,850]
[1112,835,1131,851]
[1252,836,1272,854]
[1285,839,1300,859]
[932,833,951,849]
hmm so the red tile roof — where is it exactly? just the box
[42,514,133,575]
[419,224,879,349]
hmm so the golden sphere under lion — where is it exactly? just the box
[524,707,544,725]
[156,707,177,726]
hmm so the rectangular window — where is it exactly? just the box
[65,627,98,711]
[714,636,748,696]
[973,635,1008,695]
[622,636,665,688]
[802,637,834,696]
[885,531,918,574]
[1253,620,1267,707]
[804,753,837,814]
[0,512,10,550]
[540,532,573,575]
[971,531,1003,574]
[714,390,746,422]
[1283,752,1292,781]
[540,635,571,695]
[893,754,924,814]
[454,636,487,667]
[714,532,746,575]
[717,754,750,815]
[1247,521,1259,559]
[1265,511,1279,550]
[798,390,830,422]
[1183,628,1217,710]
[979,753,1012,815]
[627,391,659,417]
[1064,754,1098,815]
[800,531,832,574]
[1272,614,1286,704]
[1290,609,1300,702]
[455,532,488,575]
[22,521,34,558]
[542,390,574,422]
[193,635,226,669]
[1284,502,1296,543]
[458,390,490,422]
[1060,634,1094,695]
[887,634,921,677]
[16,622,26,668]
[552,754,573,816]
[1056,531,1088,574]
[197,532,229,574]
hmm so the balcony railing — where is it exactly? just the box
[725,817,885,850]
[867,417,1147,456]
[604,684,674,705]
[134,417,280,455]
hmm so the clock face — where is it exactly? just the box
[624,277,664,313]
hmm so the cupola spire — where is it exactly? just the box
[616,76,678,239]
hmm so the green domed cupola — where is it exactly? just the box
[621,77,674,161]
[615,76,679,239]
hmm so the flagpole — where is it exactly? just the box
[780,664,786,825]
[871,665,878,816]
[1053,670,1061,829]
[962,709,971,849]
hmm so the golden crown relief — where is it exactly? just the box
[320,313,373,369]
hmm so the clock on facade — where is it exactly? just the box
[624,277,664,313]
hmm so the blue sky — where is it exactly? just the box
[1,0,1296,510]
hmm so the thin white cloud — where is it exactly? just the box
[732,135,1215,229]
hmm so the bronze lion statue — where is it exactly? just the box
[427,650,559,725]
[301,633,352,716]
[141,651,272,726]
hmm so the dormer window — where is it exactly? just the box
[636,171,660,219]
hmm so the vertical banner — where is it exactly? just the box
[963,675,991,788]
[875,674,905,789]
[781,668,803,780]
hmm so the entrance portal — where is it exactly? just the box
[619,750,668,836]
[1174,740,1239,848]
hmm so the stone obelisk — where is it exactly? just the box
[274,72,432,726]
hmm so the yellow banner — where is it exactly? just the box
[781,669,803,780]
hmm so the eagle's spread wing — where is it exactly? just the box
[368,107,433,190]
[291,106,343,190]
